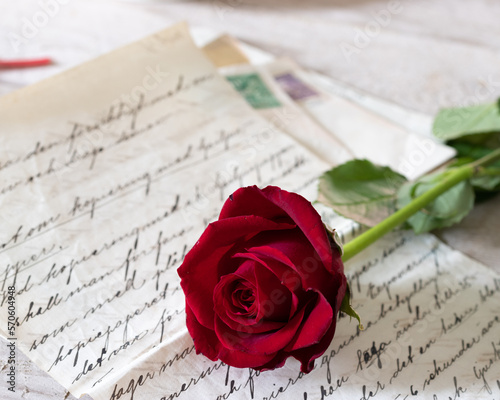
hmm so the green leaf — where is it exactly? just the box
[432,99,500,192]
[318,159,407,227]
[340,283,363,330]
[397,171,475,234]
[451,132,500,149]
[433,99,500,141]
[472,169,500,191]
[452,138,500,157]
[449,141,500,192]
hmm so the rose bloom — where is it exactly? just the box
[177,185,347,373]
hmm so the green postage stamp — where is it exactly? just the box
[227,73,281,109]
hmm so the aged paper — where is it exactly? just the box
[92,229,500,400]
[200,35,455,180]
[219,63,353,168]
[1,24,499,400]
[202,34,250,68]
[301,70,435,138]
[0,23,346,398]
[264,59,456,180]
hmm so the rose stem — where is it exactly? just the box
[341,147,500,262]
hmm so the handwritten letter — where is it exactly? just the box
[0,23,336,397]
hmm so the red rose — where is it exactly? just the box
[177,185,347,373]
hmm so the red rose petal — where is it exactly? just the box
[214,305,307,355]
[260,187,343,277]
[217,345,277,369]
[214,267,287,333]
[233,252,294,321]
[254,268,292,322]
[290,276,347,373]
[187,305,279,369]
[217,307,286,334]
[219,185,292,223]
[291,279,347,373]
[214,273,257,322]
[178,216,295,329]
[245,235,337,302]
[285,291,333,351]
[185,304,219,361]
[235,246,299,290]
[251,352,289,372]
[220,186,343,276]
[292,316,339,373]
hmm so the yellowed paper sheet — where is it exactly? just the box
[0,22,340,398]
[202,34,250,67]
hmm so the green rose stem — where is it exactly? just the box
[341,147,500,262]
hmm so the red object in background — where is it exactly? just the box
[0,57,52,69]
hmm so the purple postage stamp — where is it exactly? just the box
[275,73,319,101]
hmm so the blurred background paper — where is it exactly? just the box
[268,59,456,180]
[203,35,455,180]
[202,34,249,68]
[218,62,354,167]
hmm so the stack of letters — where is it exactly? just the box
[0,23,498,400]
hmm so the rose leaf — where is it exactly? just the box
[318,159,407,227]
[396,171,475,234]
[433,98,500,141]
[448,141,500,192]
